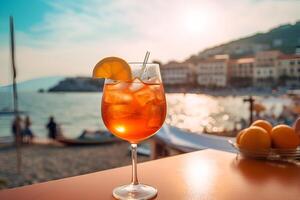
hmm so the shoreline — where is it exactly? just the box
[2,86,293,97]
[44,86,293,97]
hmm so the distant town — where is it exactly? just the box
[160,48,300,89]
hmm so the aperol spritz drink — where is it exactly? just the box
[101,62,166,199]
[102,78,166,144]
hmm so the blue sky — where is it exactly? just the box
[0,0,51,33]
[0,0,133,46]
[0,0,300,85]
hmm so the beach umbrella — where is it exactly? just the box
[253,103,266,113]
[291,105,300,114]
[243,96,255,125]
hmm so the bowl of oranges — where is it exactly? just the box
[229,119,300,161]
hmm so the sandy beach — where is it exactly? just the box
[0,142,150,189]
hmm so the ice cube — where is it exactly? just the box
[107,105,133,119]
[104,90,133,104]
[149,104,163,116]
[147,105,164,128]
[133,86,156,106]
[150,85,165,101]
[129,79,144,92]
[132,77,142,82]
[147,118,162,128]
[156,92,165,101]
[108,82,129,91]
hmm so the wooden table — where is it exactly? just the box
[1,149,300,200]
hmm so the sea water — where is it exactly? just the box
[0,91,292,138]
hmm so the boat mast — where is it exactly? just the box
[10,16,18,113]
[10,15,21,173]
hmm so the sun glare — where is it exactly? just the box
[183,9,213,34]
[115,125,126,133]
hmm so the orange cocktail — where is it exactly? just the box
[102,78,166,144]
[93,57,166,199]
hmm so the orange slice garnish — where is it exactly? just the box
[92,57,132,81]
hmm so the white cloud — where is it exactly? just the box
[0,0,300,85]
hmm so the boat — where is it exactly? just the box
[154,125,236,153]
[287,89,300,97]
[57,130,121,146]
[0,108,27,115]
[136,145,151,156]
[127,143,151,156]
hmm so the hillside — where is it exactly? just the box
[186,21,300,64]
[0,76,63,92]
[48,77,104,92]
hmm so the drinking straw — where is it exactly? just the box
[140,51,150,78]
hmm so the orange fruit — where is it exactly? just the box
[239,126,271,150]
[92,57,132,81]
[236,129,246,145]
[251,120,272,136]
[271,125,299,149]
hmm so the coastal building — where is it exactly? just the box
[229,57,255,87]
[162,49,300,88]
[227,43,270,56]
[160,61,196,86]
[278,54,300,87]
[253,50,282,86]
[196,55,230,87]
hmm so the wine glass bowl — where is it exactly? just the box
[101,63,166,199]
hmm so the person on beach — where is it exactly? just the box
[22,116,35,144]
[11,115,23,144]
[46,116,58,140]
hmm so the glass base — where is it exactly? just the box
[113,183,157,200]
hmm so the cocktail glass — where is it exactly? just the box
[101,63,166,199]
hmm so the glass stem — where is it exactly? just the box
[131,143,139,185]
